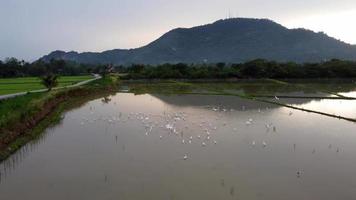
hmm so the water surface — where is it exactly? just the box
[1,92,356,200]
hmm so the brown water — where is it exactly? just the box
[1,92,356,200]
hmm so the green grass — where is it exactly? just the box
[124,79,356,97]
[0,75,93,95]
[0,75,118,129]
[0,93,43,128]
[124,80,302,96]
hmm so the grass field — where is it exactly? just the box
[0,75,93,95]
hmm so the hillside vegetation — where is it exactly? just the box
[41,18,356,64]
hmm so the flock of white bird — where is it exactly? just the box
[79,102,341,179]
[80,105,284,162]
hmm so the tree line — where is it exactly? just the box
[2,57,356,79]
[0,58,106,78]
[123,59,356,79]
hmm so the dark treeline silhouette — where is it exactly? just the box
[123,59,356,79]
[0,58,106,78]
[2,58,356,79]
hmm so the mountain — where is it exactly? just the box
[41,18,356,64]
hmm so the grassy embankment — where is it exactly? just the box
[0,75,118,161]
[0,75,92,95]
[125,79,356,98]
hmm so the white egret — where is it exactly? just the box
[262,141,267,147]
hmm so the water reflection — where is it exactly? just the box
[284,98,356,119]
[153,94,274,109]
[0,92,356,200]
[0,124,59,184]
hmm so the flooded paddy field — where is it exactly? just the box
[1,81,356,200]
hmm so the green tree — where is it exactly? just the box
[40,74,59,91]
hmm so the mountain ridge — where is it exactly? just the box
[41,18,356,64]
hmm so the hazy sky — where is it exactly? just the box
[1,0,356,61]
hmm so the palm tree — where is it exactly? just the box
[40,74,59,91]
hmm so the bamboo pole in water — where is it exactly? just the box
[250,95,356,100]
